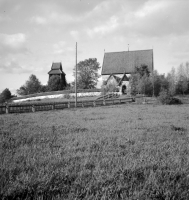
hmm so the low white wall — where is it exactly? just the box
[13,92,101,103]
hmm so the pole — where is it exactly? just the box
[75,42,77,107]
[152,48,155,97]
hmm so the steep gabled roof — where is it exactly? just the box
[118,74,129,86]
[101,49,153,75]
[113,75,122,83]
[106,74,121,84]
[51,62,62,70]
[48,62,66,75]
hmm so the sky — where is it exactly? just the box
[0,0,189,94]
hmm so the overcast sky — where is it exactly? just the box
[0,0,189,94]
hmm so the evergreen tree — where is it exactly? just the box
[0,88,12,103]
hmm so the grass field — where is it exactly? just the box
[1,103,189,199]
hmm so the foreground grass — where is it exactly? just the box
[0,104,189,199]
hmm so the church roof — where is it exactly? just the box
[48,62,66,75]
[101,49,153,75]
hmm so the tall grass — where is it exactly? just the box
[0,104,189,199]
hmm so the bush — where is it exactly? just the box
[40,85,48,92]
[64,93,71,99]
[101,83,119,95]
[0,88,12,103]
[158,90,182,105]
[0,95,5,104]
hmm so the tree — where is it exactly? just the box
[173,62,189,95]
[176,77,188,95]
[130,65,152,95]
[40,85,48,92]
[17,74,42,95]
[135,65,150,78]
[185,62,189,79]
[73,58,100,89]
[129,73,140,95]
[167,67,176,95]
[0,88,12,103]
[48,75,64,91]
[153,71,169,96]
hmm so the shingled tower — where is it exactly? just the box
[48,62,67,88]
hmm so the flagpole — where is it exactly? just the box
[75,42,77,107]
[152,48,155,97]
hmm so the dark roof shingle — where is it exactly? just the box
[101,49,153,75]
[51,63,62,70]
[48,69,63,75]
[48,62,66,75]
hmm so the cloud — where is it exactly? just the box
[30,16,47,24]
[87,16,119,38]
[127,0,189,37]
[135,0,168,18]
[0,33,29,55]
[0,14,10,22]
[53,41,66,54]
[0,33,32,75]
[53,41,80,56]
[38,0,108,16]
[78,0,189,41]
[30,12,75,25]
[0,60,33,74]
[70,31,79,40]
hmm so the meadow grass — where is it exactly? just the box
[0,103,189,199]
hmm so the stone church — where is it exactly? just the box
[101,49,154,94]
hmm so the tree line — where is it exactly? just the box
[129,62,189,96]
[0,59,189,104]
[0,58,100,103]
[15,58,100,96]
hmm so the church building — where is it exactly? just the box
[101,49,154,94]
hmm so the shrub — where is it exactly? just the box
[0,88,12,103]
[40,85,48,92]
[158,90,182,105]
[0,95,5,104]
[64,93,71,99]
[101,83,119,95]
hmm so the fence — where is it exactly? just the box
[0,97,134,114]
[0,96,150,115]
